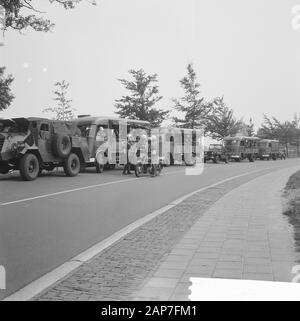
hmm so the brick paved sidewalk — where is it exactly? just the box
[35,165,299,301]
[133,166,300,300]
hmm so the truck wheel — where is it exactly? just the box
[19,153,40,181]
[135,163,143,177]
[53,134,72,158]
[63,153,80,177]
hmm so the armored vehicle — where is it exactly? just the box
[0,117,89,180]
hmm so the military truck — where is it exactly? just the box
[0,117,90,181]
[258,139,284,160]
[223,136,259,162]
[204,144,229,164]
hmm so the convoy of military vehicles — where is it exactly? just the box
[0,116,287,181]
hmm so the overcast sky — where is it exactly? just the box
[0,0,299,128]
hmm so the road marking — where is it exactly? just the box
[0,162,287,207]
[3,164,293,301]
[0,169,185,207]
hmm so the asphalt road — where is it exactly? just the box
[0,158,299,299]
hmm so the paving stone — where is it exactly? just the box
[154,268,185,278]
[213,269,243,279]
[169,294,190,301]
[160,261,189,270]
[245,258,272,265]
[244,265,273,274]
[186,265,215,274]
[135,287,174,300]
[170,249,196,256]
[219,254,243,262]
[215,261,243,270]
[144,277,179,289]
[243,273,274,281]
[172,283,192,295]
[180,273,212,283]
[164,255,193,263]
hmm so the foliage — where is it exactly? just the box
[0,0,95,32]
[205,97,242,140]
[115,69,169,127]
[0,66,14,111]
[172,64,213,129]
[43,80,76,120]
[257,114,300,146]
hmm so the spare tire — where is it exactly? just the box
[52,134,72,158]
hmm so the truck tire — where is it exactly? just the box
[19,153,40,181]
[52,134,72,158]
[63,153,80,177]
[135,163,143,177]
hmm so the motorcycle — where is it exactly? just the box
[134,150,163,177]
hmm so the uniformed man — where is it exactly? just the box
[123,134,133,175]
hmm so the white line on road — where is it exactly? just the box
[3,164,293,301]
[0,163,286,207]
[0,169,184,207]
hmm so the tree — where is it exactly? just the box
[205,97,242,140]
[0,66,14,111]
[257,114,300,156]
[257,115,278,139]
[0,0,96,33]
[43,80,76,120]
[172,63,212,129]
[115,69,169,127]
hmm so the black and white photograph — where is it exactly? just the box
[0,0,300,307]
